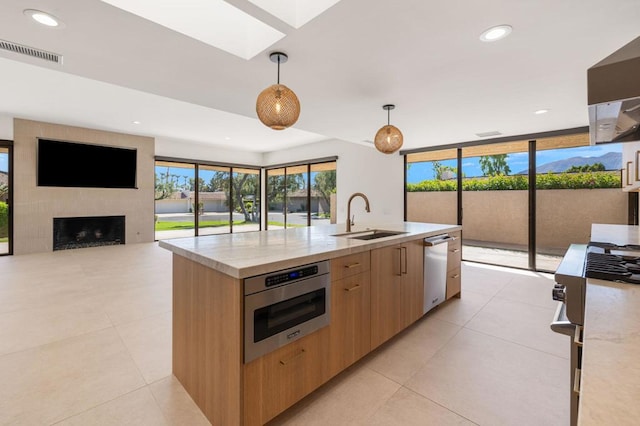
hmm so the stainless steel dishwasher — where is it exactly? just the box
[423,234,454,314]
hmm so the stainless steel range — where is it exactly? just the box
[551,241,640,426]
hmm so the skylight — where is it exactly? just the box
[248,0,342,29]
[100,0,285,60]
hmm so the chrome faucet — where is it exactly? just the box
[346,192,371,232]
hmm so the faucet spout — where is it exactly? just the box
[346,192,371,232]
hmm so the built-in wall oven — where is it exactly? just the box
[244,261,331,363]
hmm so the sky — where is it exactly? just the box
[407,143,622,183]
[0,153,7,173]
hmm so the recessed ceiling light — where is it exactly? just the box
[534,109,549,115]
[479,25,512,42]
[224,136,231,140]
[132,120,141,125]
[24,9,62,27]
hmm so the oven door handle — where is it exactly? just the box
[550,302,576,336]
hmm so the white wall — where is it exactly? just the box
[155,137,263,166]
[13,119,156,254]
[0,115,13,140]
[263,139,405,226]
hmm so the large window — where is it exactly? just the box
[0,143,11,255]
[405,132,626,272]
[535,135,623,271]
[266,160,336,229]
[154,159,261,240]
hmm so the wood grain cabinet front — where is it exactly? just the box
[370,239,424,349]
[243,327,330,426]
[328,269,371,377]
[446,231,462,299]
[330,251,370,280]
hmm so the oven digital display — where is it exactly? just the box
[266,265,318,287]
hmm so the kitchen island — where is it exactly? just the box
[160,222,461,425]
[579,224,640,425]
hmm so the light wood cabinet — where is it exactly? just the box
[243,327,330,426]
[370,239,424,349]
[328,256,371,376]
[446,231,462,299]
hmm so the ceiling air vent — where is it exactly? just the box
[475,131,503,138]
[0,39,63,64]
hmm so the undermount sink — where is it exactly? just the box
[332,229,407,240]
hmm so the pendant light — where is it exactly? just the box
[256,52,300,130]
[374,104,403,154]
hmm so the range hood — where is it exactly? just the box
[588,36,640,144]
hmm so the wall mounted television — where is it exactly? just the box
[37,138,137,189]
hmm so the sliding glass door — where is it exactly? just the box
[406,148,459,225]
[154,161,196,240]
[0,144,10,255]
[461,141,530,269]
[535,135,624,271]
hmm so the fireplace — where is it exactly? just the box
[53,216,125,251]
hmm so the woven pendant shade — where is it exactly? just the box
[374,104,403,154]
[256,83,300,130]
[256,52,300,130]
[374,124,404,154]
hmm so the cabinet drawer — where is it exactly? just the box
[331,251,370,280]
[447,243,462,270]
[446,267,461,300]
[243,327,330,425]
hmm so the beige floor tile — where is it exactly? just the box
[465,297,570,359]
[428,289,493,326]
[367,387,476,426]
[269,366,401,425]
[0,328,146,425]
[460,263,513,296]
[55,387,168,426]
[405,328,569,426]
[117,312,172,384]
[364,317,461,384]
[101,284,172,325]
[149,376,211,426]
[496,273,558,309]
[0,299,112,355]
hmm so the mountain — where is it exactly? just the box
[517,152,622,174]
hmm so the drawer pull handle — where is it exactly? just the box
[280,349,306,365]
[345,284,361,292]
[344,262,361,269]
[451,274,460,279]
[450,248,460,253]
[573,368,581,395]
[574,325,583,347]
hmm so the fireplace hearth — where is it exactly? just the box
[53,216,125,251]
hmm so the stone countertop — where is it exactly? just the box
[578,224,640,425]
[590,224,640,246]
[159,222,461,278]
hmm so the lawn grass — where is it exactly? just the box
[156,220,306,231]
[0,237,7,243]
[155,220,246,231]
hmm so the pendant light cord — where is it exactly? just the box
[277,55,281,85]
[387,108,390,125]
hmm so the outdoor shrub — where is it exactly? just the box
[406,171,621,192]
[0,202,7,238]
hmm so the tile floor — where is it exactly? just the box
[0,243,569,425]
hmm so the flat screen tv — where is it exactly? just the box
[37,138,137,189]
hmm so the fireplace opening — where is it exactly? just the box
[53,216,125,251]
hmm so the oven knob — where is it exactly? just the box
[552,284,566,302]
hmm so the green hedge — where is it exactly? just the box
[407,172,621,192]
[0,202,7,238]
